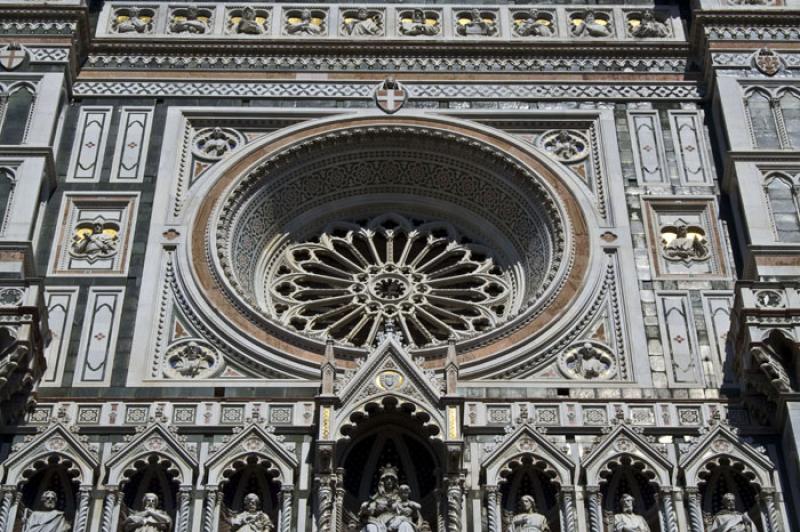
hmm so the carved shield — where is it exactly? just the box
[755,48,782,77]
[0,44,26,71]
[374,79,408,114]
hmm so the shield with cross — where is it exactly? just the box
[0,44,26,71]
[374,77,408,114]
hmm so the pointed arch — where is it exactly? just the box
[582,425,672,488]
[482,424,574,488]
[746,88,781,149]
[763,172,800,242]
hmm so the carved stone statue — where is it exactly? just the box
[343,9,381,36]
[572,12,612,38]
[21,491,70,532]
[710,493,755,532]
[613,493,650,532]
[506,495,549,532]
[399,10,438,37]
[114,8,150,34]
[124,493,172,531]
[359,465,422,532]
[237,6,266,35]
[514,13,553,37]
[198,128,234,158]
[662,225,709,261]
[231,493,274,532]
[457,9,497,37]
[71,223,119,259]
[630,11,669,39]
[286,9,324,36]
[170,6,209,34]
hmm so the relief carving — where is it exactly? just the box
[231,6,268,35]
[112,8,154,34]
[570,12,613,38]
[342,9,382,36]
[661,224,709,263]
[399,10,440,37]
[169,6,211,35]
[163,340,221,379]
[559,342,616,380]
[455,10,498,37]
[628,11,670,39]
[285,9,325,36]
[512,11,555,38]
[70,222,120,262]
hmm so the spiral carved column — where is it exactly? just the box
[685,488,704,532]
[100,490,119,532]
[74,486,92,532]
[659,488,678,532]
[315,474,334,532]
[486,486,500,532]
[761,489,782,532]
[280,485,293,532]
[202,489,219,532]
[0,486,15,532]
[445,475,464,532]
[335,469,346,532]
[586,486,603,532]
[561,487,577,532]
[176,486,192,532]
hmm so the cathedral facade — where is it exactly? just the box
[0,0,797,531]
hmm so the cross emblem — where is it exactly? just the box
[0,43,26,71]
[374,77,408,114]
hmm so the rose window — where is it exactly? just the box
[267,214,513,348]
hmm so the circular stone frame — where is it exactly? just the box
[187,115,594,370]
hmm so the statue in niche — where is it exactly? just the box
[359,465,424,532]
[286,9,324,36]
[399,10,439,37]
[71,222,119,260]
[123,493,172,531]
[236,6,266,35]
[114,8,151,34]
[630,11,669,39]
[343,9,381,36]
[613,493,650,532]
[662,224,709,262]
[571,12,612,38]
[506,495,549,532]
[457,9,497,37]
[230,493,274,531]
[21,491,70,532]
[709,493,755,532]
[170,6,209,34]
[514,13,553,37]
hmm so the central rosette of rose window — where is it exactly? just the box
[267,214,515,349]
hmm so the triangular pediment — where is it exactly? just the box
[105,422,197,486]
[3,423,99,486]
[680,424,774,488]
[338,336,442,409]
[482,423,574,486]
[206,423,297,486]
[582,423,672,486]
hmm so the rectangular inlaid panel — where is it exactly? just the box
[669,110,713,185]
[42,287,79,386]
[110,107,154,182]
[656,292,704,387]
[73,287,125,386]
[702,292,735,387]
[67,107,113,183]
[628,110,668,185]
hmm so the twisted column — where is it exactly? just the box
[335,468,345,532]
[761,489,782,532]
[0,486,15,532]
[586,486,603,532]
[445,475,463,532]
[100,490,120,532]
[486,486,500,532]
[685,488,703,532]
[659,488,678,532]
[280,485,293,532]
[176,487,192,532]
[202,489,219,532]
[74,486,92,532]
[315,475,334,532]
[561,487,577,532]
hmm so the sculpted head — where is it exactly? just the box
[142,493,159,510]
[40,490,58,510]
[244,493,260,512]
[519,495,536,513]
[621,493,635,513]
[379,464,399,492]
[357,9,368,20]
[301,9,312,21]
[398,484,411,501]
[722,493,737,511]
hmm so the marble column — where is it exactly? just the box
[446,475,464,532]
[486,485,500,532]
[761,488,783,532]
[685,488,704,532]
[335,469,345,532]
[280,484,293,532]
[315,474,334,532]
[202,488,219,532]
[586,486,603,532]
[561,487,577,532]
[659,487,678,532]
[0,486,15,532]
[100,490,120,532]
[176,486,192,532]
[74,486,92,532]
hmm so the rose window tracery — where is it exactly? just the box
[267,214,513,348]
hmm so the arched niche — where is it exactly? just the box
[118,454,181,524]
[598,455,662,531]
[499,457,562,532]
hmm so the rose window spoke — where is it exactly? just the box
[267,214,514,348]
